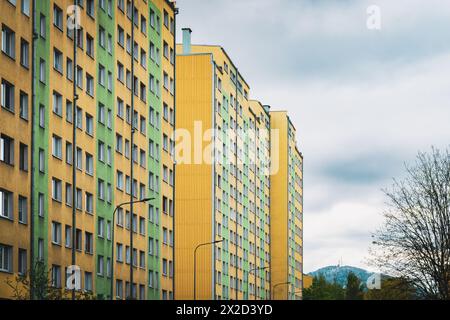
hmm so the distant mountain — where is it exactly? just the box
[308,265,374,288]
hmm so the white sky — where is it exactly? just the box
[176,0,450,272]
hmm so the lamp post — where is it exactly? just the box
[110,197,154,300]
[272,282,290,300]
[193,239,224,300]
[246,266,269,300]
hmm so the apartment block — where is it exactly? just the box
[270,111,303,300]
[0,0,176,300]
[175,29,273,300]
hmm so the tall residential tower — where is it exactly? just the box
[270,111,304,300]
[0,0,176,300]
[174,29,272,300]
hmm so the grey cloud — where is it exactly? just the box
[176,0,450,272]
[319,152,404,185]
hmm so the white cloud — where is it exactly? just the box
[304,199,385,272]
[176,0,450,273]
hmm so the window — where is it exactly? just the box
[39,104,45,128]
[53,48,63,73]
[52,178,62,202]
[140,82,146,102]
[1,79,15,112]
[162,259,168,276]
[85,193,93,214]
[117,26,124,47]
[116,98,124,118]
[86,73,94,96]
[97,255,104,276]
[163,10,169,28]
[39,14,46,38]
[139,149,146,168]
[85,232,93,254]
[51,265,61,288]
[98,103,105,124]
[52,135,62,159]
[75,229,82,251]
[0,189,13,219]
[76,27,84,48]
[99,27,105,48]
[66,58,73,81]
[115,134,123,154]
[163,72,169,89]
[86,0,94,17]
[76,148,83,170]
[117,62,124,82]
[20,39,29,68]
[105,71,112,92]
[86,114,93,136]
[107,184,112,203]
[85,153,93,175]
[1,24,15,59]
[85,272,93,292]
[163,227,168,245]
[106,146,112,166]
[116,243,123,262]
[65,142,72,165]
[52,91,62,116]
[19,91,28,120]
[98,65,105,87]
[21,0,30,16]
[53,5,63,30]
[38,193,44,217]
[18,248,27,275]
[65,183,72,207]
[140,49,146,68]
[107,109,112,128]
[98,179,105,201]
[52,221,62,245]
[19,143,28,171]
[37,239,44,260]
[139,250,145,268]
[0,245,13,272]
[86,33,94,57]
[65,226,72,248]
[98,141,105,163]
[76,66,83,89]
[76,107,82,129]
[0,134,14,165]
[116,171,123,190]
[18,196,27,224]
[116,279,123,299]
[136,216,145,236]
[38,148,45,172]
[106,257,111,278]
[163,42,168,59]
[163,196,168,214]
[39,59,46,83]
[98,217,104,238]
[141,16,147,34]
[107,34,112,54]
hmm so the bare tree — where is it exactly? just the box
[369,147,450,300]
[5,261,94,300]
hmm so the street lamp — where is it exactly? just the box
[246,266,269,300]
[272,282,291,300]
[110,197,154,300]
[193,239,224,300]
